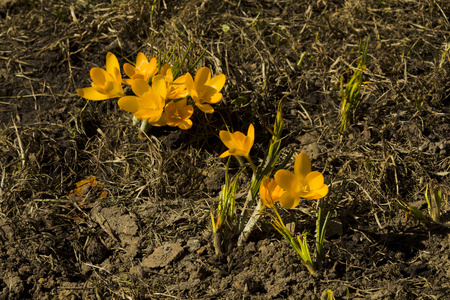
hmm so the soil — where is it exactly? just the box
[1,0,450,299]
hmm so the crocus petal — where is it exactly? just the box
[314,184,329,198]
[175,98,187,108]
[274,169,296,191]
[219,131,235,150]
[164,101,177,117]
[260,177,284,208]
[208,92,223,104]
[301,184,329,200]
[118,96,140,113]
[278,191,300,209]
[131,79,151,97]
[233,131,247,148]
[294,152,311,181]
[209,74,226,91]
[159,64,172,78]
[247,124,255,141]
[135,109,163,122]
[147,57,157,73]
[196,102,214,113]
[90,68,110,87]
[185,73,193,90]
[106,52,120,75]
[136,52,147,68]
[194,67,211,86]
[219,150,232,158]
[179,119,193,130]
[304,171,325,190]
[151,113,167,127]
[180,105,194,119]
[122,78,135,85]
[123,63,137,79]
[77,87,110,101]
[152,75,167,99]
[260,177,274,207]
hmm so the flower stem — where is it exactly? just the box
[245,155,257,177]
[140,118,152,133]
[237,199,265,246]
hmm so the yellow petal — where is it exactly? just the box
[274,169,296,192]
[160,64,172,79]
[219,150,232,158]
[315,184,329,198]
[152,75,167,99]
[135,108,163,122]
[131,79,150,97]
[305,171,324,190]
[77,87,110,101]
[164,101,177,117]
[90,68,110,87]
[278,191,300,209]
[123,63,137,79]
[294,152,311,180]
[209,74,226,92]
[260,177,273,207]
[208,92,223,104]
[260,177,284,208]
[118,96,140,113]
[180,105,194,119]
[196,102,214,113]
[219,131,235,150]
[175,98,187,108]
[203,85,219,100]
[136,52,147,68]
[247,124,255,142]
[185,73,194,90]
[122,78,135,85]
[194,67,211,85]
[106,52,120,75]
[302,184,328,200]
[147,57,157,72]
[151,113,167,127]
[179,119,193,130]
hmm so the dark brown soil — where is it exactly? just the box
[1,0,450,299]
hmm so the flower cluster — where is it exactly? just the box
[77,52,226,130]
[260,153,329,209]
[218,125,328,209]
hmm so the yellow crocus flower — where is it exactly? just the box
[219,124,254,159]
[123,52,158,85]
[77,52,124,100]
[164,99,194,130]
[159,64,189,99]
[259,177,285,208]
[185,67,226,113]
[274,153,329,209]
[117,76,166,122]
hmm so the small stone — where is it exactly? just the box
[186,238,201,253]
[142,243,184,269]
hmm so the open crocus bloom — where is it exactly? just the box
[159,64,189,99]
[123,52,158,85]
[219,124,254,159]
[77,52,124,100]
[164,99,194,130]
[260,177,286,208]
[185,67,226,113]
[274,153,329,209]
[117,76,166,122]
